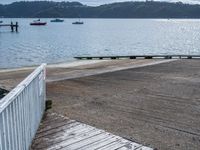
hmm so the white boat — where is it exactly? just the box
[30,19,47,26]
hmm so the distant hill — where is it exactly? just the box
[1,1,200,18]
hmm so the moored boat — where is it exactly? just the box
[72,21,84,25]
[30,19,47,26]
[50,18,64,22]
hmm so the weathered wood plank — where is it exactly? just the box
[34,122,80,139]
[31,113,153,150]
[34,126,94,149]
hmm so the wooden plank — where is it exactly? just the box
[34,122,80,139]
[77,136,118,150]
[47,130,104,150]
[33,126,95,149]
[118,145,153,150]
[60,133,112,150]
[95,140,127,150]
[37,119,75,134]
[31,113,153,150]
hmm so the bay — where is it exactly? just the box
[0,18,200,69]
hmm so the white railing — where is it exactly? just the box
[0,64,46,150]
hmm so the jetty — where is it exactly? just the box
[0,22,19,32]
[75,55,200,60]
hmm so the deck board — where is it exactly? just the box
[31,113,152,150]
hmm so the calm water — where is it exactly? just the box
[0,19,200,69]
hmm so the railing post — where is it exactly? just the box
[0,114,5,150]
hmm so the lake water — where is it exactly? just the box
[0,19,200,69]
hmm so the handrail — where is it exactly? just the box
[0,64,46,150]
[0,64,46,113]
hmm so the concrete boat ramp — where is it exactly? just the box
[46,59,200,150]
[1,59,200,149]
[31,113,152,150]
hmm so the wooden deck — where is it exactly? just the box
[31,113,153,150]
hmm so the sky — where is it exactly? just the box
[1,0,200,6]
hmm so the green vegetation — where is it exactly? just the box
[1,1,200,18]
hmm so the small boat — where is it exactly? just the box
[30,19,47,26]
[72,18,84,25]
[72,21,84,25]
[0,21,3,23]
[30,22,47,26]
[50,18,64,22]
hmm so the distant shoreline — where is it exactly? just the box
[1,1,200,18]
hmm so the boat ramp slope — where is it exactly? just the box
[46,59,200,150]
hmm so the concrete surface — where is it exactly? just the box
[47,59,200,150]
[0,59,164,90]
[1,59,200,149]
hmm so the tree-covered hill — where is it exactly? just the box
[1,1,200,18]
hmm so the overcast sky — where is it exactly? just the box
[1,0,200,6]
